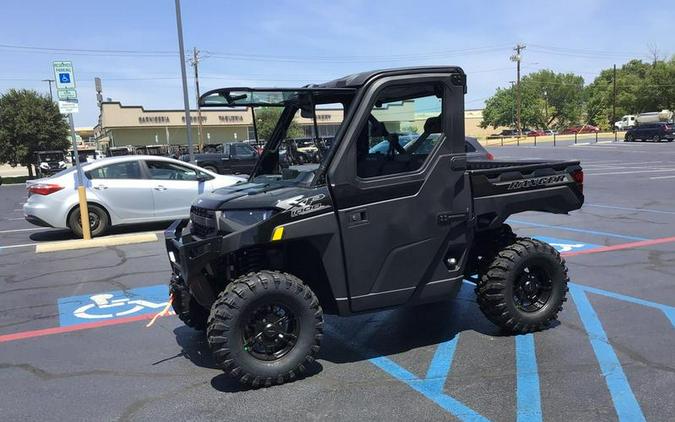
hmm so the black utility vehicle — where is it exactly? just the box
[181,142,258,174]
[34,150,67,178]
[165,67,584,387]
[625,122,674,142]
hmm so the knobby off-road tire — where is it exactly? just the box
[169,277,209,331]
[207,271,323,387]
[476,238,569,333]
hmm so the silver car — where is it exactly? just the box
[23,155,245,237]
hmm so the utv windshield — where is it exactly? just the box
[38,153,64,162]
[199,87,355,185]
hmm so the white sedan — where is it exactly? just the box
[23,155,245,237]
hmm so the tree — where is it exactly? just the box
[253,107,304,142]
[0,89,69,176]
[480,70,585,130]
[584,58,675,129]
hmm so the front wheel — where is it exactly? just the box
[476,238,568,333]
[202,165,218,173]
[170,276,209,331]
[207,271,323,387]
[68,204,110,237]
[652,135,661,142]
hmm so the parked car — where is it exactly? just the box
[181,142,258,175]
[544,129,558,136]
[527,130,546,137]
[487,129,519,139]
[23,155,244,237]
[560,125,600,134]
[624,122,674,142]
[33,151,67,178]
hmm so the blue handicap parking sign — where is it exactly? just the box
[59,73,71,84]
[534,236,600,253]
[58,284,169,327]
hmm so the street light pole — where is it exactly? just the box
[42,79,55,101]
[174,0,194,163]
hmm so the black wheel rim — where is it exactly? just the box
[77,211,101,232]
[513,264,553,312]
[242,302,299,361]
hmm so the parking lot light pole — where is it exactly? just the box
[174,0,194,163]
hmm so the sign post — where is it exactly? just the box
[54,61,91,240]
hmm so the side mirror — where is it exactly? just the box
[196,175,207,182]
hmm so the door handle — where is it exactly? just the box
[154,185,167,191]
[93,184,108,190]
[347,210,368,226]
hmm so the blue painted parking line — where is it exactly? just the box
[509,219,648,242]
[569,285,647,422]
[533,236,600,253]
[515,334,542,422]
[369,334,490,422]
[58,284,168,327]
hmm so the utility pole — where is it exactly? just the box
[174,0,194,162]
[612,64,617,132]
[510,44,526,137]
[190,47,205,151]
[42,79,55,101]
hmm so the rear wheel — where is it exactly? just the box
[68,204,110,237]
[625,134,633,142]
[207,271,323,387]
[202,165,218,173]
[476,238,568,333]
[652,135,661,142]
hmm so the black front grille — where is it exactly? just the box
[190,206,217,238]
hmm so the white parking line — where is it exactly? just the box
[0,228,42,234]
[0,243,35,250]
[586,168,675,176]
[649,175,675,180]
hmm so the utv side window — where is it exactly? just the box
[357,83,444,178]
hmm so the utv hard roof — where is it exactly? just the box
[311,65,464,89]
[199,66,464,107]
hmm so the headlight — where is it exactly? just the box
[58,161,66,168]
[221,209,276,226]
[39,163,49,169]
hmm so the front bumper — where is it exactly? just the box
[165,219,257,308]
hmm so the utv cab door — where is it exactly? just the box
[328,73,471,312]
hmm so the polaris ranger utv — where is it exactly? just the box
[165,66,584,387]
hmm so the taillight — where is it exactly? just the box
[571,169,584,194]
[486,152,495,160]
[28,183,64,195]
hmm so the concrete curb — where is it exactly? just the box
[35,232,159,253]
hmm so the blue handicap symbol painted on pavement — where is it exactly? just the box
[58,73,71,84]
[57,284,168,327]
[533,236,600,253]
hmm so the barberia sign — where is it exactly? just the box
[139,116,170,124]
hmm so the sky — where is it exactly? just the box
[1,0,673,127]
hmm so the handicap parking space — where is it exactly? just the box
[1,142,674,421]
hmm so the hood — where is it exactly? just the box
[192,181,318,211]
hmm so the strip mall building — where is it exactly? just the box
[94,102,494,148]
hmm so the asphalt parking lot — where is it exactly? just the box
[1,140,674,421]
